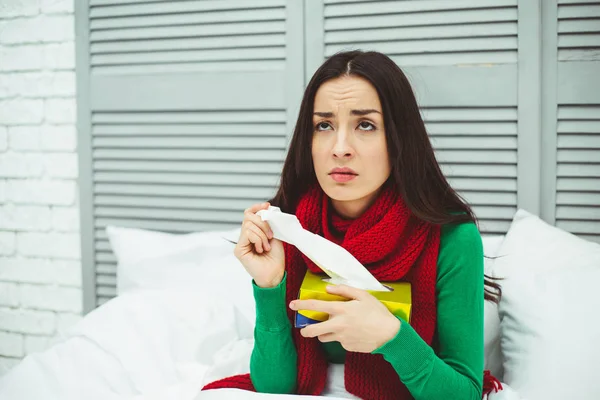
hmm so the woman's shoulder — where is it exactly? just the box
[437,221,483,274]
[440,220,481,245]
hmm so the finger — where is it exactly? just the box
[317,333,338,343]
[325,284,370,301]
[246,223,271,252]
[246,228,265,254]
[244,202,271,215]
[290,299,344,315]
[244,211,274,240]
[301,320,338,338]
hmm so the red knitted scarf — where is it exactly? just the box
[203,185,441,399]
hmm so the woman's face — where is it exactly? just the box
[312,75,391,219]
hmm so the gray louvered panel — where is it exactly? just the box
[555,104,600,244]
[557,1,600,61]
[323,1,518,66]
[83,1,304,309]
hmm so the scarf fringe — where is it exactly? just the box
[482,370,503,398]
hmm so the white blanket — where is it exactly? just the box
[0,288,520,400]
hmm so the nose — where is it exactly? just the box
[332,128,354,159]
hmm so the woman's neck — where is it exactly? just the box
[330,188,382,219]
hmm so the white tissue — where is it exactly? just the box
[256,206,389,292]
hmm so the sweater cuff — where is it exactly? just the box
[253,272,290,331]
[372,317,435,379]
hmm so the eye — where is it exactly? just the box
[357,121,375,131]
[315,122,333,131]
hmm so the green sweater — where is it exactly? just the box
[249,222,484,399]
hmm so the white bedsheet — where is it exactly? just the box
[0,287,521,400]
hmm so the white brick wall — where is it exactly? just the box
[0,0,82,376]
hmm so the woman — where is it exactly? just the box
[203,51,501,399]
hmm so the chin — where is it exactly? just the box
[322,183,365,202]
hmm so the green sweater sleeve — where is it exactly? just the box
[373,222,484,399]
[249,273,297,393]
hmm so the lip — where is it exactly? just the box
[329,167,358,175]
[329,167,358,183]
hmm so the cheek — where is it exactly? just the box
[311,136,327,170]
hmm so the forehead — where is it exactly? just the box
[314,75,381,112]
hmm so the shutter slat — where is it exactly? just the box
[93,136,288,149]
[92,111,286,123]
[557,178,600,191]
[92,47,286,66]
[90,8,286,30]
[436,150,517,164]
[441,164,517,178]
[93,149,286,161]
[557,134,600,148]
[94,160,283,174]
[426,122,517,135]
[556,206,600,221]
[557,150,600,162]
[94,183,276,199]
[94,195,255,210]
[90,21,286,41]
[91,34,286,54]
[325,37,517,57]
[558,163,600,177]
[557,4,600,19]
[95,218,238,233]
[325,9,517,31]
[325,22,517,44]
[93,172,281,187]
[93,123,284,136]
[89,0,285,18]
[431,136,517,150]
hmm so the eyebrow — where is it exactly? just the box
[313,109,381,118]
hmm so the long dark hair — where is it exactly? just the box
[269,50,501,303]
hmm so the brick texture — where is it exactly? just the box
[0,1,82,376]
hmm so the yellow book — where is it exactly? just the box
[295,270,412,328]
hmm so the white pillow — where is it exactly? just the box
[481,235,505,379]
[105,226,255,331]
[491,209,600,278]
[492,210,600,399]
[498,266,600,400]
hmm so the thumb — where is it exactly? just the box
[326,284,368,300]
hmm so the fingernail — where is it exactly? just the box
[289,301,295,309]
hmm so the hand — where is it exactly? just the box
[234,202,285,288]
[289,285,401,353]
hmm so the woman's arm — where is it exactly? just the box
[250,272,298,393]
[373,222,484,399]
